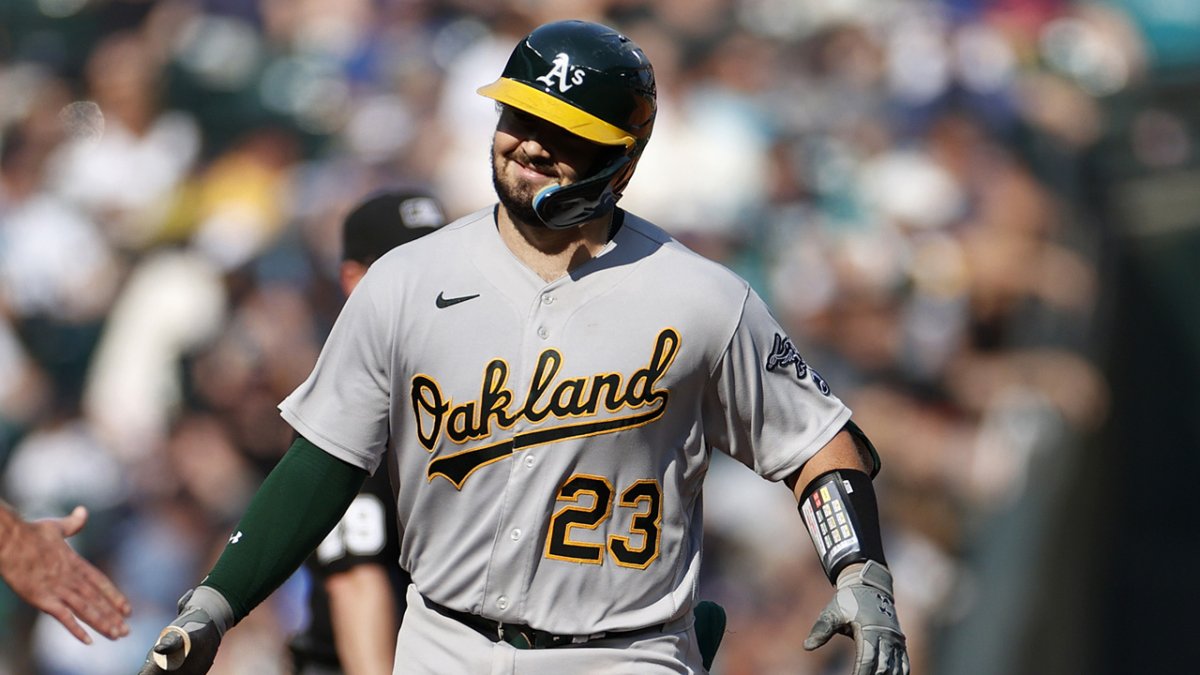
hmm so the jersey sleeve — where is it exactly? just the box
[279,272,394,473]
[702,289,851,481]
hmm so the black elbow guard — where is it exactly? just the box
[799,469,887,583]
[844,419,881,478]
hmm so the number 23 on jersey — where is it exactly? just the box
[545,474,662,569]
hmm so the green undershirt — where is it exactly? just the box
[202,435,368,622]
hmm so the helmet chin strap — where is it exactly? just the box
[532,155,631,229]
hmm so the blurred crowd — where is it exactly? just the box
[0,0,1157,672]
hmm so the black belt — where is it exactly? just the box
[422,595,669,650]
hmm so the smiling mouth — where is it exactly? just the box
[512,152,556,176]
[516,161,558,183]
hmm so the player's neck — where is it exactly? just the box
[496,206,612,283]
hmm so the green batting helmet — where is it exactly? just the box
[478,20,656,228]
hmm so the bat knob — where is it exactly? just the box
[151,625,192,671]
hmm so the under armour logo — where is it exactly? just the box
[876,593,895,617]
[229,531,243,544]
[536,53,586,92]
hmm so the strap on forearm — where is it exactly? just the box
[799,469,888,583]
[202,436,368,622]
[182,586,235,636]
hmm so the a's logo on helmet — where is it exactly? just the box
[536,53,586,93]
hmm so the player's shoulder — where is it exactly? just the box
[440,205,496,234]
[367,206,490,269]
[620,211,751,297]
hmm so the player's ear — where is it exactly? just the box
[340,260,369,295]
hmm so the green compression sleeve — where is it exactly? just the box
[202,436,368,622]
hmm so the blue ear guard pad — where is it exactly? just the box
[533,155,631,229]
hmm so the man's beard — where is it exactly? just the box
[492,143,547,228]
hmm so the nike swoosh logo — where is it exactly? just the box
[436,292,480,309]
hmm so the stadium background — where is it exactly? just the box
[1,0,1196,673]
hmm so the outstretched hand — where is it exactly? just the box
[0,505,131,644]
[804,561,909,675]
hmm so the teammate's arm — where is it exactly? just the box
[785,425,910,675]
[326,564,398,675]
[138,435,368,675]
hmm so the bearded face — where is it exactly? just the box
[490,106,603,228]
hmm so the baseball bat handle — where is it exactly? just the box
[151,625,193,671]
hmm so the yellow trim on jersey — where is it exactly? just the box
[477,78,635,148]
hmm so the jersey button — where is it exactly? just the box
[510,528,522,541]
[496,596,509,610]
[524,455,536,468]
[542,294,555,305]
[537,326,549,339]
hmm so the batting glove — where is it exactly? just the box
[138,587,232,675]
[804,561,910,675]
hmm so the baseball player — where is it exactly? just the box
[139,19,908,675]
[287,190,446,675]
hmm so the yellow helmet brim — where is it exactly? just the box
[478,78,636,149]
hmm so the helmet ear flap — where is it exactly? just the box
[609,152,640,200]
[533,155,631,229]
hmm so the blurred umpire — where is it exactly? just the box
[288,190,447,675]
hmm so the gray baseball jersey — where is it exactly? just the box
[279,206,850,636]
